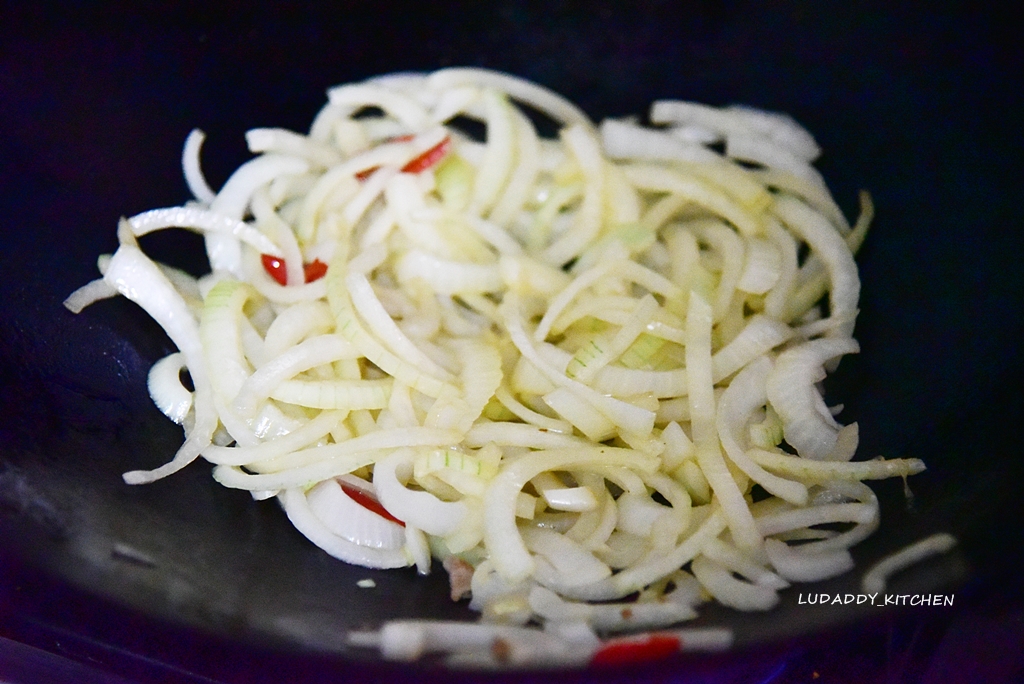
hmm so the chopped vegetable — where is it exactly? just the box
[66,67,920,668]
[261,254,328,285]
[590,633,681,666]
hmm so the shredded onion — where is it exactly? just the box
[68,67,927,665]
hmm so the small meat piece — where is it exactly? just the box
[442,555,474,602]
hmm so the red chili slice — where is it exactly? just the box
[590,633,680,666]
[261,254,288,286]
[354,166,378,182]
[353,135,451,181]
[401,136,451,174]
[261,255,329,285]
[303,258,328,283]
[340,483,405,527]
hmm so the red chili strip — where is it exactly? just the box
[340,483,405,527]
[401,136,451,174]
[590,633,681,666]
[354,135,451,181]
[354,166,378,182]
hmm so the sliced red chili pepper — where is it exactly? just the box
[340,483,405,526]
[354,135,451,181]
[262,255,329,285]
[303,258,328,283]
[590,633,680,666]
[401,136,451,174]
[354,166,379,182]
[261,254,288,286]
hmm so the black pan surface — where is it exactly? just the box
[2,3,1022,682]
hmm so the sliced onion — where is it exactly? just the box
[269,378,392,410]
[726,133,825,187]
[763,538,854,582]
[199,279,255,404]
[541,125,605,266]
[773,194,860,338]
[182,128,217,204]
[207,154,310,275]
[700,538,789,590]
[395,250,503,295]
[488,109,541,227]
[63,277,117,313]
[766,338,859,460]
[468,89,516,216]
[542,387,615,442]
[245,127,342,169]
[622,163,762,237]
[261,301,334,358]
[103,245,217,484]
[604,508,727,600]
[234,334,358,417]
[428,67,592,128]
[686,291,761,550]
[502,298,655,436]
[147,353,193,424]
[129,206,282,257]
[326,83,431,130]
[522,527,611,587]
[601,118,720,164]
[483,446,658,584]
[280,487,409,569]
[540,486,598,512]
[736,236,782,294]
[306,478,405,549]
[373,449,468,537]
[650,100,819,162]
[202,409,344,466]
[327,261,455,398]
[861,533,957,594]
[716,356,808,505]
[711,315,793,382]
[691,555,780,611]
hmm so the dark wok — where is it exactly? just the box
[1,3,1022,682]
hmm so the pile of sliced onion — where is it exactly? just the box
[67,67,938,667]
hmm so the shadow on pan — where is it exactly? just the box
[1,3,1022,682]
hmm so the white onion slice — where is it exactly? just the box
[128,206,282,257]
[147,353,193,424]
[861,533,957,594]
[373,449,468,537]
[773,194,860,339]
[540,486,598,513]
[522,528,611,587]
[716,356,808,505]
[103,245,217,484]
[763,538,854,582]
[233,334,359,417]
[600,118,720,164]
[691,555,780,611]
[63,277,117,313]
[280,487,409,569]
[428,68,592,128]
[182,128,217,204]
[766,338,859,460]
[305,478,405,549]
